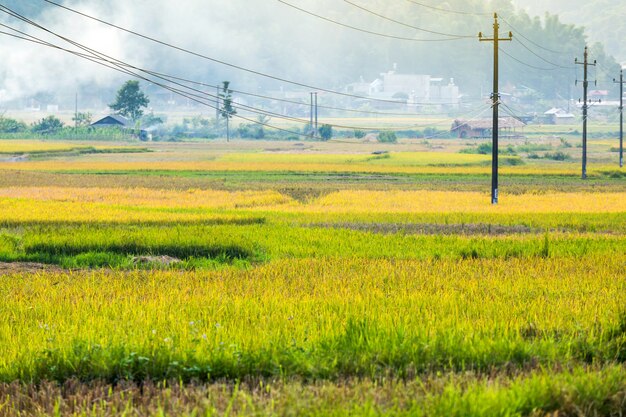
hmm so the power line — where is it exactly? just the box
[499,101,527,124]
[0,7,475,131]
[499,47,560,71]
[0,12,339,138]
[0,13,487,134]
[276,0,470,42]
[143,74,476,114]
[498,16,567,56]
[0,22,466,116]
[403,0,490,16]
[513,38,574,70]
[341,0,473,38]
[39,0,470,106]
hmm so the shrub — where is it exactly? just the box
[238,124,265,139]
[0,117,27,133]
[544,151,570,161]
[354,130,366,139]
[378,131,397,143]
[460,142,492,154]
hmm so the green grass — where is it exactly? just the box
[2,255,625,385]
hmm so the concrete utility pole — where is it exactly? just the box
[614,69,625,168]
[479,13,512,205]
[314,92,319,139]
[575,46,596,179]
[310,92,314,137]
[215,84,220,127]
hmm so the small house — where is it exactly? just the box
[91,114,130,128]
[91,114,149,140]
[543,108,576,125]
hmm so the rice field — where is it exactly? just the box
[0,138,624,416]
[0,140,148,155]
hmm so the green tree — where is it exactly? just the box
[318,124,333,141]
[0,117,27,133]
[109,80,149,121]
[219,81,237,142]
[31,116,64,134]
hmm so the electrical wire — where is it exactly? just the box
[0,7,476,131]
[499,47,560,71]
[513,38,574,70]
[403,0,490,16]
[499,101,527,124]
[0,14,489,134]
[0,23,466,116]
[5,2,480,111]
[38,0,477,106]
[498,16,567,56]
[0,16,344,138]
[341,0,474,38]
[136,72,476,114]
[276,0,470,42]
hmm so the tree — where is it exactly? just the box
[31,116,64,134]
[109,80,149,121]
[318,124,333,141]
[0,116,27,133]
[219,81,237,142]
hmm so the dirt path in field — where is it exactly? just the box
[0,262,65,275]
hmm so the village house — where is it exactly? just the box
[91,114,149,140]
[91,114,130,128]
[543,108,576,125]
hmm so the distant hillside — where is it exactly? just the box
[513,0,626,62]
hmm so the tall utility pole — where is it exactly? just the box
[575,46,596,179]
[314,92,319,139]
[215,85,220,127]
[310,92,314,137]
[74,92,78,129]
[614,69,625,168]
[479,13,512,205]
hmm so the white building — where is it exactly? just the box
[347,65,461,107]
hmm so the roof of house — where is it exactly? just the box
[452,117,526,130]
[91,114,130,127]
[544,107,564,115]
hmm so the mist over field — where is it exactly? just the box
[0,0,622,107]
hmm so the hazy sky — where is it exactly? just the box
[0,0,615,106]
[0,0,355,103]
